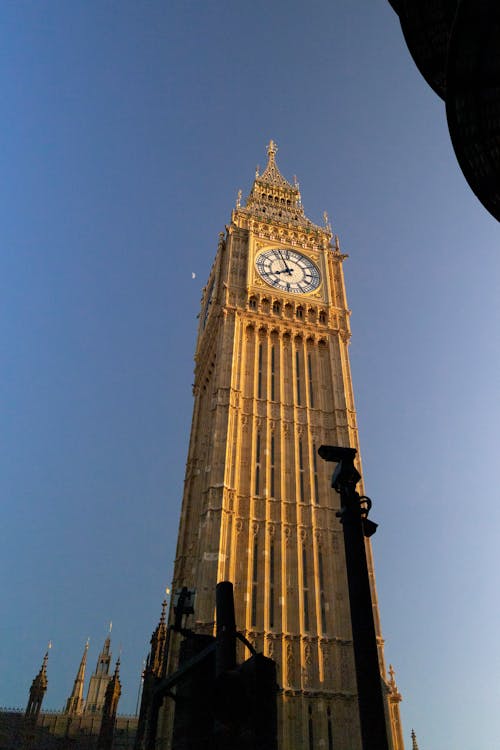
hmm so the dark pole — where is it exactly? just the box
[215,581,236,677]
[318,446,389,750]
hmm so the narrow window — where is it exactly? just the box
[272,301,280,314]
[270,345,276,400]
[327,707,333,750]
[269,540,275,628]
[296,350,301,405]
[249,297,257,310]
[319,310,326,323]
[307,352,314,407]
[257,343,263,398]
[318,548,327,633]
[312,443,319,504]
[255,432,261,495]
[270,435,275,497]
[296,306,303,319]
[251,537,258,626]
[302,544,310,631]
[308,705,314,750]
[298,439,305,503]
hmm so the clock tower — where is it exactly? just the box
[163,142,404,750]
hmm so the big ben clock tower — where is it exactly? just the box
[163,142,404,750]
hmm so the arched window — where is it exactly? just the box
[270,345,276,400]
[251,535,258,626]
[249,296,257,310]
[327,707,333,750]
[308,706,314,750]
[269,538,275,628]
[255,432,261,495]
[302,544,310,631]
[257,343,263,398]
[312,443,319,504]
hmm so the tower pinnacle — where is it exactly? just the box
[25,645,50,722]
[267,139,278,159]
[239,141,324,232]
[411,729,419,750]
[85,630,113,714]
[65,640,89,715]
[97,658,122,750]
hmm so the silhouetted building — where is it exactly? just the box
[388,1,500,221]
[0,634,137,750]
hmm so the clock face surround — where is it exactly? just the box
[255,248,321,294]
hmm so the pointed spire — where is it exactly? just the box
[240,141,323,232]
[25,645,50,720]
[85,629,113,713]
[97,658,122,750]
[149,599,168,677]
[65,640,89,715]
[257,139,294,190]
[388,663,397,689]
[411,728,419,750]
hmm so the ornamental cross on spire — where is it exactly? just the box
[267,139,277,158]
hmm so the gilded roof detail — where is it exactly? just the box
[240,140,324,233]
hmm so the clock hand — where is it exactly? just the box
[278,250,292,274]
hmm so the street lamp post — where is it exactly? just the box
[319,445,389,750]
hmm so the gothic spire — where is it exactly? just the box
[85,627,113,713]
[149,599,168,678]
[97,658,122,750]
[95,628,112,676]
[258,140,295,190]
[25,644,50,721]
[241,140,322,231]
[411,729,419,750]
[65,640,89,715]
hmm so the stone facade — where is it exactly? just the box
[0,710,137,750]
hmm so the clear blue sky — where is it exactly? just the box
[0,2,498,747]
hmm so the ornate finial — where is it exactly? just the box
[109,621,112,634]
[411,729,419,750]
[267,140,277,158]
[334,235,340,252]
[293,175,299,189]
[388,664,397,688]
[255,164,260,178]
[160,599,167,624]
[236,189,242,209]
[323,211,332,234]
[48,641,52,651]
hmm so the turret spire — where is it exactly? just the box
[411,729,419,750]
[25,644,50,722]
[239,140,323,232]
[97,658,122,750]
[85,629,113,713]
[134,594,170,749]
[65,639,89,715]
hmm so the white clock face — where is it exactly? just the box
[255,248,321,294]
